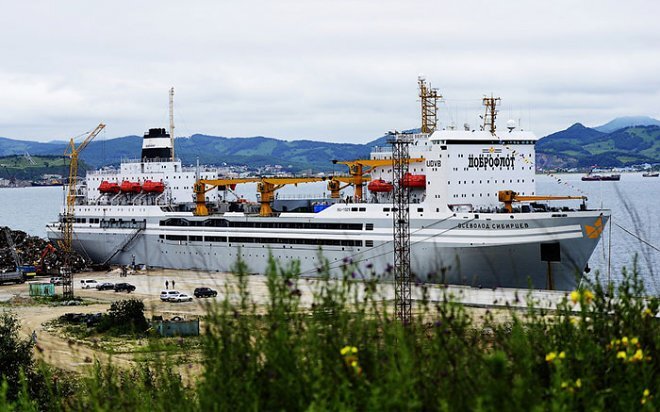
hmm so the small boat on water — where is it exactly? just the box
[581,170,620,181]
[642,171,659,177]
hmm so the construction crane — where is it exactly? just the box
[61,123,106,298]
[194,176,330,217]
[498,190,587,213]
[333,158,424,202]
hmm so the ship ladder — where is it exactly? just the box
[101,224,145,266]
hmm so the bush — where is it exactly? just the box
[97,299,149,335]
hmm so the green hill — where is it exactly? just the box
[0,154,91,181]
[536,124,660,169]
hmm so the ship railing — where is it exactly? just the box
[269,193,332,200]
[119,157,183,164]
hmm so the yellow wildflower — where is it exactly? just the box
[583,290,594,304]
[643,389,650,397]
[558,351,566,359]
[570,291,580,304]
[630,349,644,363]
[340,346,351,356]
[616,351,627,360]
[622,337,629,346]
[631,337,639,346]
[351,346,358,354]
[351,360,358,367]
[545,352,557,362]
[642,308,653,317]
[561,381,568,388]
[575,378,582,388]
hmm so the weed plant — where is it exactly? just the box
[0,256,657,411]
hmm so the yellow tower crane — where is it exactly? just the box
[63,123,106,254]
[194,176,330,217]
[333,158,424,202]
[61,123,105,298]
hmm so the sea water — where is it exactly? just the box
[0,174,657,292]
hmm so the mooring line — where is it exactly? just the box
[613,222,660,253]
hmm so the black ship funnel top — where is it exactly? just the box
[141,128,173,161]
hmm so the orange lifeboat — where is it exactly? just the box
[142,180,165,193]
[403,173,426,188]
[98,181,120,194]
[120,181,142,194]
[368,179,393,193]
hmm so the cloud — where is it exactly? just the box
[0,0,658,142]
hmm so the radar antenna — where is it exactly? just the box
[482,94,501,135]
[169,87,175,160]
[418,76,442,134]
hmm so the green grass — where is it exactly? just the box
[1,256,658,411]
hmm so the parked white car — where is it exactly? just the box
[80,279,99,289]
[168,293,193,303]
[160,290,180,301]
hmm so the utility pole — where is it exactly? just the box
[389,131,413,323]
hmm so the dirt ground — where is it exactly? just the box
[0,267,566,377]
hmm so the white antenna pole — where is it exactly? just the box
[169,87,175,160]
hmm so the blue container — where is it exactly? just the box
[313,204,330,213]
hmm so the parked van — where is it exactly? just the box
[80,279,99,289]
[160,290,180,301]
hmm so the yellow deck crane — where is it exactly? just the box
[333,158,425,202]
[327,176,371,199]
[498,190,587,213]
[194,176,330,217]
[61,123,106,298]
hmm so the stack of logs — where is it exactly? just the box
[0,226,88,274]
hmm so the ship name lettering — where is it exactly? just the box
[426,160,442,168]
[458,222,530,230]
[467,154,515,169]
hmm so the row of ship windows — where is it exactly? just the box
[89,175,191,181]
[452,193,528,198]
[449,179,533,184]
[159,234,371,247]
[160,218,368,231]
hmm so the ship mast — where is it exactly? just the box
[418,76,441,134]
[482,94,501,135]
[169,87,175,160]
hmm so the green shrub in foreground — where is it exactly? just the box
[0,256,658,411]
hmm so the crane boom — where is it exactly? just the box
[195,176,330,217]
[498,190,587,213]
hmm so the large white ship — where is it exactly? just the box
[47,82,609,290]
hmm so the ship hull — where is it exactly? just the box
[47,207,608,291]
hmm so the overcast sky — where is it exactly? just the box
[0,0,658,143]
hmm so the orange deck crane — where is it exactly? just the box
[498,190,587,213]
[195,176,331,217]
[333,158,424,202]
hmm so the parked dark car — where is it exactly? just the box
[114,283,136,293]
[96,282,115,291]
[194,287,218,298]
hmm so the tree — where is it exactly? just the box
[0,312,35,400]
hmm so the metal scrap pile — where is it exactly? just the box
[0,226,88,274]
